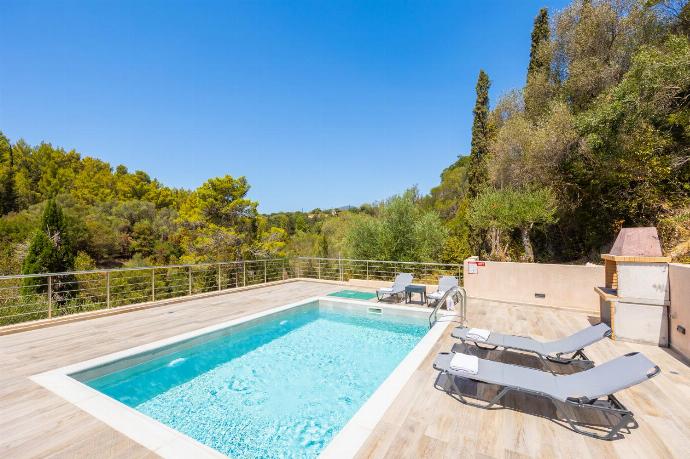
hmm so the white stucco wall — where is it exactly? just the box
[669,263,690,361]
[462,260,604,312]
[617,262,669,304]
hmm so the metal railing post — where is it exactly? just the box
[151,268,156,302]
[282,259,286,280]
[460,294,465,324]
[188,266,192,295]
[106,272,110,308]
[339,257,343,282]
[47,275,52,319]
[264,260,267,283]
[366,260,369,280]
[317,259,321,279]
[243,261,247,287]
[218,263,222,291]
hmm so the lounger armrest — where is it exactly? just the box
[590,322,612,339]
[622,351,661,379]
[647,365,661,379]
[432,352,451,371]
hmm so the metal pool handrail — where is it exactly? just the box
[428,286,467,328]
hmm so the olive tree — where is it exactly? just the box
[468,188,557,261]
[345,191,447,262]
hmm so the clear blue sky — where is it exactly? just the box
[1,0,570,213]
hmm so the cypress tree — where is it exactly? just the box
[0,133,18,215]
[525,8,551,118]
[22,199,76,299]
[527,8,550,78]
[467,70,491,198]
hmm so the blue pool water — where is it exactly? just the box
[85,304,427,458]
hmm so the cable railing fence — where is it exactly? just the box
[293,257,462,285]
[0,257,461,327]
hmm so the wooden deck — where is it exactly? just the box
[1,281,688,458]
[356,298,690,459]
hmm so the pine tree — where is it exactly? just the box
[467,70,491,198]
[22,199,76,298]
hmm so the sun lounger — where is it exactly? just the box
[427,276,458,305]
[376,273,413,301]
[452,322,611,364]
[433,351,660,440]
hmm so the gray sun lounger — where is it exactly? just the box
[433,351,660,440]
[427,276,458,304]
[452,323,611,364]
[376,273,413,301]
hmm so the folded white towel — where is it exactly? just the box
[450,353,479,374]
[445,296,455,311]
[378,287,393,293]
[467,328,491,342]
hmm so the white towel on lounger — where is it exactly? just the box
[450,353,479,374]
[378,287,393,293]
[467,328,490,342]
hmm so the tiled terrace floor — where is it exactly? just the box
[1,281,688,458]
[357,298,690,459]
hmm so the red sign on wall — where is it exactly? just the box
[467,260,485,274]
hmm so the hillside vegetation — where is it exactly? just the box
[1,0,688,277]
[431,0,690,263]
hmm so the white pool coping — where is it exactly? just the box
[31,296,456,458]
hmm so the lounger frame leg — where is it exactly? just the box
[376,292,403,302]
[461,339,499,351]
[436,372,636,440]
[435,371,509,410]
[548,349,593,365]
[560,395,636,440]
[462,339,594,371]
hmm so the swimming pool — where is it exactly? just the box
[39,298,447,458]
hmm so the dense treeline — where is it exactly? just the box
[0,134,290,275]
[1,0,688,277]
